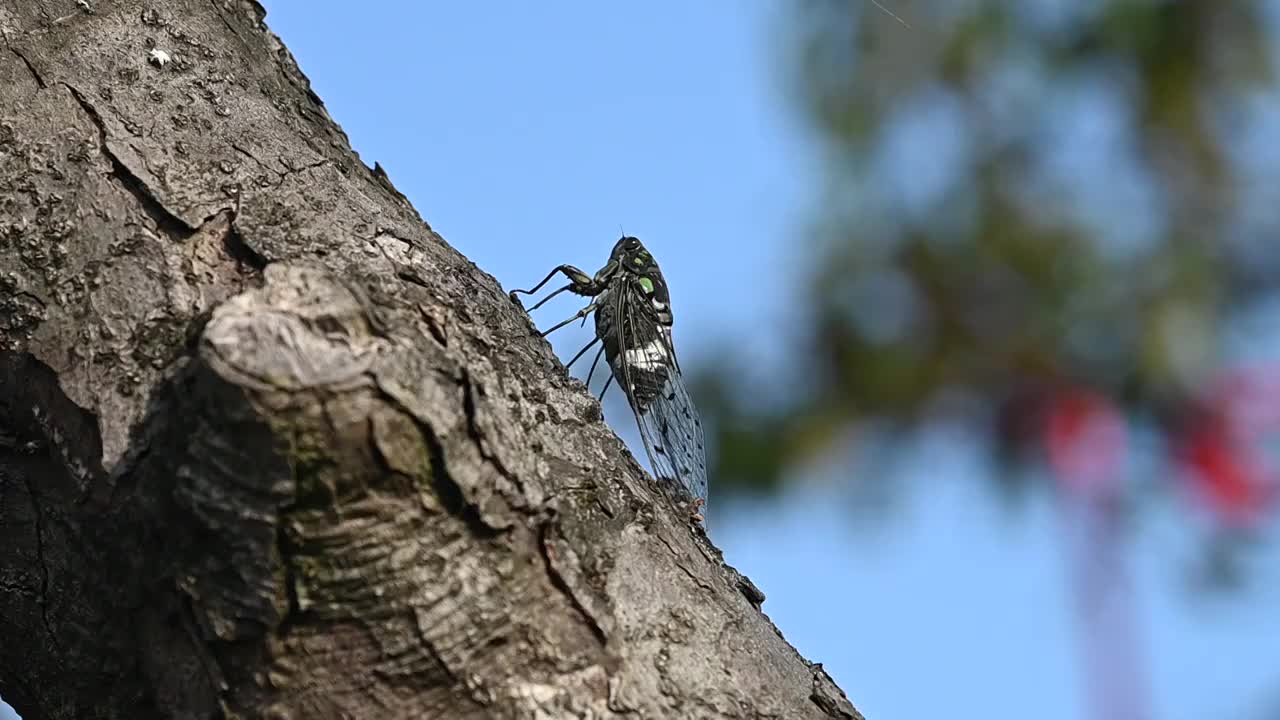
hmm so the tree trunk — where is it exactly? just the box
[0,2,861,718]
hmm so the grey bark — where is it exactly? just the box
[0,2,862,718]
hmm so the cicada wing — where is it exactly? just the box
[611,283,709,504]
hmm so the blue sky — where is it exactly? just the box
[4,4,1279,719]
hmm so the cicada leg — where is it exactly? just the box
[565,336,601,370]
[509,264,595,309]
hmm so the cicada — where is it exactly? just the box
[511,235,708,516]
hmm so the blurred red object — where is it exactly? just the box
[1045,388,1128,500]
[1177,367,1280,528]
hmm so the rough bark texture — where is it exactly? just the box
[0,2,861,719]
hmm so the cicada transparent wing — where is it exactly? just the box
[607,281,709,504]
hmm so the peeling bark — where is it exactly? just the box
[0,2,862,719]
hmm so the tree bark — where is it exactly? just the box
[0,2,861,718]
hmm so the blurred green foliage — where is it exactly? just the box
[702,0,1280,496]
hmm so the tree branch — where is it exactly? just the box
[0,1,861,718]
